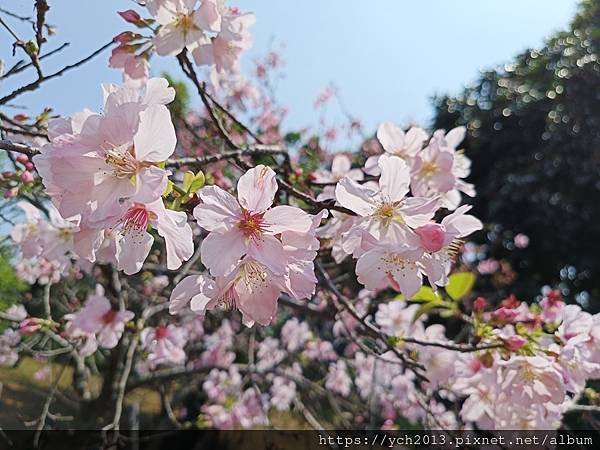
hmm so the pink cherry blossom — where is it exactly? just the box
[375,302,424,338]
[109,47,149,86]
[33,79,176,229]
[66,286,134,349]
[192,10,255,75]
[0,329,20,366]
[410,138,456,197]
[499,355,566,405]
[355,243,424,297]
[419,205,483,287]
[170,259,287,326]
[335,154,440,257]
[312,154,364,201]
[325,360,352,396]
[194,164,311,277]
[141,324,188,368]
[364,122,428,176]
[269,376,296,411]
[113,198,194,275]
[280,318,312,352]
[151,0,221,56]
[430,127,476,209]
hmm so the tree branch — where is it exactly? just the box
[0,41,112,106]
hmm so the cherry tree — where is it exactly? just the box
[0,0,598,442]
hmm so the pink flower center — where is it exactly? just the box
[155,325,168,340]
[121,204,157,232]
[238,209,266,240]
[102,309,118,324]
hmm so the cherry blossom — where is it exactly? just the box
[65,286,134,349]
[140,324,188,368]
[364,122,428,176]
[335,154,439,257]
[33,78,176,228]
[151,0,221,56]
[193,9,255,76]
[0,329,20,367]
[113,199,194,275]
[312,154,364,201]
[170,259,288,326]
[194,164,312,277]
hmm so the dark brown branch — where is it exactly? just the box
[176,51,239,150]
[1,43,70,80]
[166,145,287,168]
[0,41,112,106]
[35,1,50,51]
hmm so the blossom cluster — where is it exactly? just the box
[33,78,194,275]
[10,201,80,284]
[318,122,482,298]
[170,164,324,326]
[111,0,254,87]
[2,2,598,433]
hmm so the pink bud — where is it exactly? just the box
[415,223,446,252]
[473,296,487,313]
[16,154,29,164]
[25,162,34,171]
[21,171,34,183]
[2,171,14,178]
[503,335,527,352]
[4,187,18,198]
[491,307,519,323]
[113,31,137,45]
[19,318,42,335]
[118,9,142,24]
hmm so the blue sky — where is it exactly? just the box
[0,0,579,140]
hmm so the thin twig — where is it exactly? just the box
[0,41,112,105]
[1,42,70,80]
[103,336,138,433]
[33,359,70,448]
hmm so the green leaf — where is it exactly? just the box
[444,272,476,301]
[188,171,205,193]
[412,301,443,322]
[409,286,442,303]
[182,171,195,192]
[163,180,174,196]
[284,132,302,145]
[182,171,205,194]
[171,197,182,210]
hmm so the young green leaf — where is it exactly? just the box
[445,272,476,301]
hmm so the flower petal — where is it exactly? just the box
[201,229,247,276]
[133,105,176,162]
[263,205,312,234]
[194,185,241,232]
[335,177,374,216]
[237,165,278,213]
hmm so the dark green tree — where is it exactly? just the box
[432,0,600,307]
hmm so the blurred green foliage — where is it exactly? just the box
[433,0,600,307]
[162,72,190,119]
[0,243,27,310]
